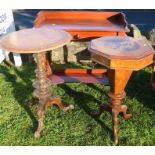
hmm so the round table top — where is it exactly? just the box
[89,36,155,60]
[0,27,71,53]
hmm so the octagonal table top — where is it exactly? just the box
[88,36,154,60]
[0,27,71,53]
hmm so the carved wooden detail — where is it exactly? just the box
[33,52,74,137]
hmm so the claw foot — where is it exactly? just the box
[48,97,74,111]
[123,113,132,119]
[120,105,132,119]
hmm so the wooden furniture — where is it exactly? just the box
[0,27,75,137]
[88,36,155,144]
[34,11,129,40]
[34,11,129,80]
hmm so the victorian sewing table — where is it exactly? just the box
[88,36,155,144]
[0,27,76,137]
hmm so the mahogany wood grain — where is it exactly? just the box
[0,27,71,53]
[47,68,108,85]
[34,11,128,40]
[0,27,74,138]
[89,36,155,144]
[33,11,129,78]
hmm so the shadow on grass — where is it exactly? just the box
[86,83,107,94]
[0,64,37,132]
[126,69,155,111]
[1,62,154,145]
[85,68,155,112]
[58,84,112,134]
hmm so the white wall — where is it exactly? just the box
[0,10,22,66]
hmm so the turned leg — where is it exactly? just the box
[33,52,74,137]
[92,69,132,144]
[108,69,132,144]
[33,52,52,137]
[108,91,131,144]
[33,52,52,76]
[34,99,45,138]
[45,56,52,76]
[112,108,118,145]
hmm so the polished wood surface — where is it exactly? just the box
[48,68,108,85]
[89,36,154,59]
[0,27,74,138]
[89,36,155,70]
[40,20,125,31]
[33,11,128,84]
[34,11,128,40]
[89,36,155,144]
[0,27,71,53]
[33,52,74,138]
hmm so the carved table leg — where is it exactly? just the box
[45,56,52,76]
[92,69,132,144]
[33,52,74,138]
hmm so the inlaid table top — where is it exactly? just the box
[89,36,154,60]
[0,27,71,53]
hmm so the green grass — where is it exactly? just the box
[0,62,155,146]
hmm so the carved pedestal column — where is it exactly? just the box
[33,52,74,138]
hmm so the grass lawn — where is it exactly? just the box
[0,62,155,146]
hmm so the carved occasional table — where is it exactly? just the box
[88,36,155,144]
[0,27,74,137]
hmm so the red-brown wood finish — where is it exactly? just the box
[0,12,131,142]
[47,68,108,85]
[89,36,155,144]
[0,27,74,137]
[0,27,71,53]
[34,11,129,80]
[34,11,129,40]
